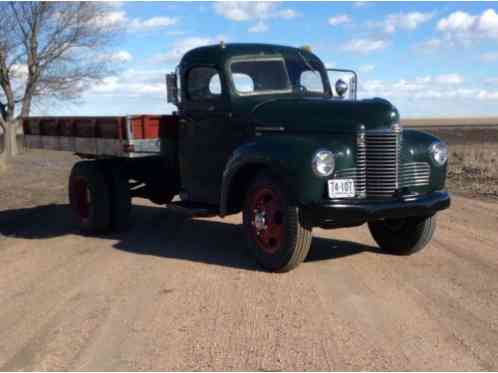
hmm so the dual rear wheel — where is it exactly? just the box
[69,161,131,233]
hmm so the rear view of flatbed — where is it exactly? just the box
[23,115,178,158]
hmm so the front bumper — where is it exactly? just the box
[305,191,451,229]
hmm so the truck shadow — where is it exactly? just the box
[0,203,382,271]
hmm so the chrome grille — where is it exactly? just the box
[400,162,431,188]
[356,134,367,197]
[331,126,431,199]
[364,130,400,198]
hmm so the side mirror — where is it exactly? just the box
[335,79,348,98]
[166,73,178,106]
[327,68,358,100]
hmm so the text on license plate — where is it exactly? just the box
[328,179,355,198]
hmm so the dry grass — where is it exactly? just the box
[447,143,498,198]
[402,117,498,127]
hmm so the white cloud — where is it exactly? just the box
[437,11,477,32]
[249,21,269,33]
[370,12,433,33]
[415,76,432,84]
[107,2,124,9]
[278,9,297,19]
[128,16,177,31]
[437,9,498,41]
[94,10,127,29]
[213,2,297,32]
[341,38,388,53]
[10,63,28,78]
[362,80,384,91]
[107,51,133,63]
[415,38,445,52]
[481,51,498,61]
[328,14,351,26]
[435,74,464,84]
[93,10,177,32]
[359,64,375,73]
[213,2,275,21]
[478,90,498,100]
[393,79,424,92]
[91,69,167,97]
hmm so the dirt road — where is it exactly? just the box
[1,151,497,370]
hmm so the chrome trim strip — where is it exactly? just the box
[255,126,285,132]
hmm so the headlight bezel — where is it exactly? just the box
[312,149,336,177]
[429,141,448,166]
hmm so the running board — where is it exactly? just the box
[166,201,219,217]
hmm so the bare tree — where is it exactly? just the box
[0,1,117,166]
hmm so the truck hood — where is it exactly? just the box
[251,97,400,133]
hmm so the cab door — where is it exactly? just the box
[179,66,243,204]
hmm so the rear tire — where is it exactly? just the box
[368,215,437,255]
[69,161,110,233]
[243,173,312,272]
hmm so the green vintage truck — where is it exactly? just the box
[23,43,450,272]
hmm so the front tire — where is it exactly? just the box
[243,174,312,272]
[368,215,437,255]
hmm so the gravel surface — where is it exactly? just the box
[0,150,497,370]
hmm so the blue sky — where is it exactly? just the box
[48,1,498,118]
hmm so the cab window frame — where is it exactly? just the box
[227,56,293,97]
[185,65,224,103]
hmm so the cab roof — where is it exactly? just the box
[180,42,323,68]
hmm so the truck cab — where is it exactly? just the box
[167,42,450,271]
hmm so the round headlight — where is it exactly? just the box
[312,150,335,177]
[429,141,448,166]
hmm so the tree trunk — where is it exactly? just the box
[0,119,17,160]
[8,120,19,156]
[0,120,8,173]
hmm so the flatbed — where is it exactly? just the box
[23,115,179,158]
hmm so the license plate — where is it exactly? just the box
[328,179,355,198]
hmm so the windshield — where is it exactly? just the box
[230,58,292,95]
[229,54,328,97]
[286,52,328,95]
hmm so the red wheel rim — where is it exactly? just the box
[250,186,285,254]
[72,176,91,223]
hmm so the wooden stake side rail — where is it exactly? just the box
[22,115,179,158]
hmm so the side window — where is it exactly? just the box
[300,70,324,93]
[209,74,221,94]
[232,73,254,93]
[187,67,222,101]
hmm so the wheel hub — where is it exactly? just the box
[249,187,284,254]
[253,210,267,233]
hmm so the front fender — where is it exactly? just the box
[401,129,448,192]
[220,135,320,216]
[220,134,352,216]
